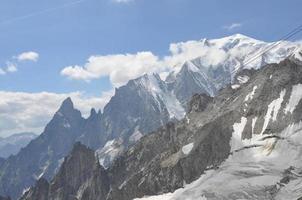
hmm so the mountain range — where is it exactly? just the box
[21,57,302,200]
[0,34,302,199]
[0,133,37,159]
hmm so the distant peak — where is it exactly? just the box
[131,73,162,86]
[223,33,254,40]
[211,34,263,44]
[230,33,249,38]
[90,108,97,116]
[59,97,74,111]
[61,97,73,107]
[88,108,101,120]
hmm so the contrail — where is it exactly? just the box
[0,0,86,25]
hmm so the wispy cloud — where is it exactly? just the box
[223,23,242,31]
[0,0,85,26]
[0,68,6,75]
[112,0,134,3]
[6,62,18,72]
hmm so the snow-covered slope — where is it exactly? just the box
[134,59,302,200]
[136,123,302,200]
[167,34,302,104]
[135,73,185,120]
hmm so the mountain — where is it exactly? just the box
[0,133,37,158]
[167,34,301,105]
[0,98,86,199]
[95,35,301,167]
[1,34,302,199]
[21,58,302,200]
[101,74,172,141]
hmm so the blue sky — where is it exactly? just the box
[0,0,302,136]
[0,0,301,95]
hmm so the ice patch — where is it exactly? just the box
[231,84,240,89]
[63,122,71,128]
[182,143,194,155]
[230,117,247,151]
[129,127,143,143]
[284,84,302,114]
[96,139,124,168]
[261,89,286,134]
[244,86,257,102]
[164,93,185,120]
[35,161,50,180]
[252,117,258,134]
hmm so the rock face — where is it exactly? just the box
[100,73,183,143]
[187,93,214,113]
[0,133,37,158]
[21,142,109,200]
[22,59,302,200]
[0,196,11,200]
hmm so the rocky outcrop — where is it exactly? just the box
[20,178,49,200]
[187,93,213,113]
[49,142,109,200]
[21,142,109,200]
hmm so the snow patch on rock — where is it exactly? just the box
[237,75,250,84]
[285,84,302,114]
[182,143,194,155]
[136,121,302,200]
[230,117,247,151]
[244,86,257,102]
[231,84,240,89]
[261,89,286,134]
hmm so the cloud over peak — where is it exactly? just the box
[0,90,114,137]
[223,23,242,31]
[60,38,230,87]
[61,52,162,87]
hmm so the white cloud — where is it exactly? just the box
[61,39,229,86]
[61,52,164,87]
[164,40,227,71]
[6,62,17,72]
[17,51,39,62]
[223,23,242,31]
[0,90,114,137]
[0,51,40,74]
[0,68,6,75]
